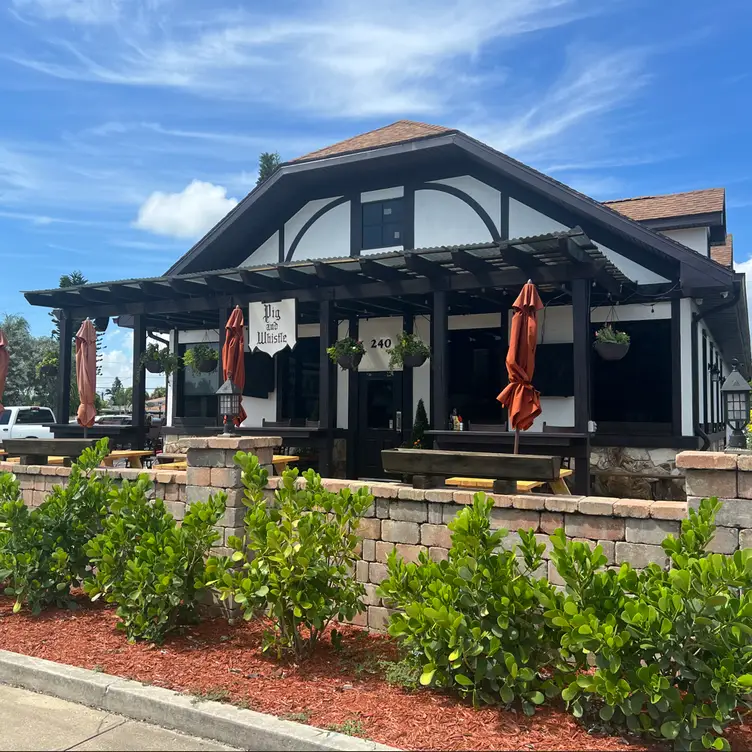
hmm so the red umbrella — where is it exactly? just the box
[497,281,544,453]
[0,329,8,414]
[223,306,247,426]
[75,319,97,429]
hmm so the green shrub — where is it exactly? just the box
[547,497,752,751]
[205,453,372,659]
[0,440,112,614]
[84,478,225,642]
[378,493,561,714]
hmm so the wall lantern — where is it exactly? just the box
[721,359,752,449]
[708,362,723,384]
[216,378,241,434]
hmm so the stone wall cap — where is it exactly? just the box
[182,438,210,449]
[675,451,736,470]
[736,454,752,471]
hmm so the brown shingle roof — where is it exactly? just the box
[292,120,452,162]
[603,188,725,222]
[710,233,733,267]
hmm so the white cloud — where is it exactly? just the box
[11,0,123,24]
[133,180,238,239]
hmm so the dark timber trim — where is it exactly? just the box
[350,193,362,256]
[415,182,501,242]
[691,316,699,434]
[403,184,416,250]
[56,311,72,426]
[571,278,591,494]
[131,314,147,449]
[671,298,682,435]
[170,329,179,426]
[402,314,414,443]
[286,196,348,262]
[702,330,708,432]
[346,316,359,478]
[500,191,509,241]
[278,225,285,263]
[431,290,448,433]
[217,306,230,381]
[318,300,336,476]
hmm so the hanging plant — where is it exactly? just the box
[140,344,181,375]
[183,344,219,375]
[326,337,365,371]
[387,332,430,372]
[38,350,58,378]
[594,324,631,361]
[94,317,109,332]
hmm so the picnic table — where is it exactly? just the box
[445,468,573,495]
[101,450,154,469]
[153,454,300,473]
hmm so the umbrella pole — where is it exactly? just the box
[514,428,520,455]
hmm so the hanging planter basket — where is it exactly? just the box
[403,353,428,368]
[195,358,218,373]
[594,340,630,361]
[145,360,165,374]
[94,316,109,332]
[336,352,363,371]
[39,364,58,377]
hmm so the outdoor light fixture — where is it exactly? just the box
[721,359,752,449]
[216,377,241,434]
[708,362,723,384]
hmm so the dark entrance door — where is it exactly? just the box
[356,371,404,480]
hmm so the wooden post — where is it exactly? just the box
[402,313,414,442]
[431,290,448,435]
[671,298,682,436]
[56,310,72,424]
[346,315,359,478]
[571,278,591,494]
[131,314,146,449]
[319,299,336,475]
[218,306,230,378]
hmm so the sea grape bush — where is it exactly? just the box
[84,478,226,642]
[380,493,752,751]
[378,494,561,715]
[205,452,372,659]
[0,439,112,614]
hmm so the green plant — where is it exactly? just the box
[386,332,430,372]
[328,718,366,737]
[280,711,311,723]
[205,453,372,660]
[594,324,630,345]
[84,479,226,642]
[378,493,561,714]
[139,344,181,376]
[411,398,429,448]
[0,439,112,614]
[37,349,58,376]
[326,337,365,366]
[546,497,752,751]
[380,657,421,689]
[182,344,219,374]
[190,687,231,704]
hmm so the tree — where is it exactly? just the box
[0,314,54,406]
[257,152,281,185]
[412,398,429,449]
[150,386,166,399]
[58,271,87,288]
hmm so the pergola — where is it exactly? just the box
[25,228,630,487]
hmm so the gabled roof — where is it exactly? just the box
[711,234,733,267]
[292,120,452,162]
[604,188,725,222]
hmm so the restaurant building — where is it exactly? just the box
[24,121,750,497]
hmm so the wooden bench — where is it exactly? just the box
[156,453,187,465]
[101,450,154,469]
[381,448,562,492]
[272,454,300,474]
[446,468,573,495]
[1,439,96,466]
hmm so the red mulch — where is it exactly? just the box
[0,595,749,751]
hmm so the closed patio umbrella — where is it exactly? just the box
[223,306,247,426]
[0,329,8,413]
[497,281,544,453]
[75,319,97,431]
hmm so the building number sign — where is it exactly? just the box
[370,337,392,349]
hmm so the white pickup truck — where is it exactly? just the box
[0,406,56,445]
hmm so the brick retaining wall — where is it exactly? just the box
[2,441,749,633]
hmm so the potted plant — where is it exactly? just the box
[183,344,219,374]
[387,332,430,371]
[140,344,181,375]
[38,350,58,377]
[411,398,429,449]
[594,324,631,361]
[326,337,365,370]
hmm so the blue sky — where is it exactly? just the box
[0,0,750,391]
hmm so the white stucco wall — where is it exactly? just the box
[287,200,351,262]
[507,198,670,285]
[361,187,404,203]
[662,227,709,257]
[240,230,279,267]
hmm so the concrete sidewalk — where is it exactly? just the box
[0,683,238,751]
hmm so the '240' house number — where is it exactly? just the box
[370,338,392,349]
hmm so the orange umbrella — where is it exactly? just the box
[497,281,544,452]
[223,306,247,426]
[0,329,8,413]
[75,319,97,429]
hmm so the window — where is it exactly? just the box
[16,408,55,425]
[177,341,220,420]
[362,199,404,250]
[0,411,10,425]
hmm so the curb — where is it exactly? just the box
[0,650,396,751]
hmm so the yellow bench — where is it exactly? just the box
[446,468,573,495]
